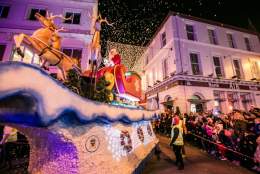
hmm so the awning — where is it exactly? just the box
[187,99,211,104]
[160,100,174,106]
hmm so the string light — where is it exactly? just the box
[99,0,256,57]
[104,121,155,161]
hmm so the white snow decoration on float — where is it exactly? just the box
[0,62,159,174]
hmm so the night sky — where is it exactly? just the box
[99,0,260,54]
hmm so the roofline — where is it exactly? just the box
[145,11,259,47]
[144,12,172,47]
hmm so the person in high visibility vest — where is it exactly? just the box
[170,116,184,170]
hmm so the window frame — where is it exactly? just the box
[162,58,168,79]
[208,29,218,45]
[63,11,81,25]
[0,5,10,18]
[212,56,224,78]
[186,24,196,41]
[145,55,149,65]
[189,52,202,75]
[152,68,156,85]
[240,93,253,111]
[232,59,244,79]
[12,45,40,65]
[244,37,252,51]
[26,7,47,21]
[160,31,167,48]
[146,73,150,88]
[0,44,6,61]
[62,47,83,66]
[226,33,236,48]
[251,60,260,79]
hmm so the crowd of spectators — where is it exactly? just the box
[153,106,260,172]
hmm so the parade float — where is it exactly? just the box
[0,12,158,174]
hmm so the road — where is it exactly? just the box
[143,135,255,174]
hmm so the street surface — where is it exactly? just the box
[143,135,254,174]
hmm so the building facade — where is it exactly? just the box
[135,12,260,113]
[0,0,98,71]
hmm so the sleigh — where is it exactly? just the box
[83,65,142,101]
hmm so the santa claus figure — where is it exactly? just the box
[107,48,121,66]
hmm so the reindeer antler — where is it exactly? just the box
[55,26,67,33]
[46,11,50,18]
[100,17,114,26]
[49,14,72,21]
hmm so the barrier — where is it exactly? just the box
[187,132,254,160]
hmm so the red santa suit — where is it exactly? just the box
[111,54,121,65]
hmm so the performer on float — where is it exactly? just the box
[105,48,121,67]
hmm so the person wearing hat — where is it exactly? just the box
[170,116,184,170]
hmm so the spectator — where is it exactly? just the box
[252,136,260,172]
[0,126,18,169]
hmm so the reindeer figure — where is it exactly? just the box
[13,12,80,80]
[40,27,81,80]
[14,12,65,56]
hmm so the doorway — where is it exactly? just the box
[189,95,205,113]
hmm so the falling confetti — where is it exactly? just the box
[99,0,260,56]
[106,41,145,70]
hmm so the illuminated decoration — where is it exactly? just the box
[84,64,142,101]
[104,125,126,161]
[13,12,81,80]
[147,124,153,137]
[0,62,159,174]
[214,100,219,106]
[107,41,145,70]
[137,127,144,142]
[120,130,133,153]
[104,121,156,161]
[114,65,142,100]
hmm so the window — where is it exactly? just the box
[64,12,81,24]
[227,92,240,110]
[213,56,224,77]
[240,93,253,111]
[162,58,168,79]
[12,45,40,65]
[233,59,243,79]
[28,8,46,20]
[190,53,202,75]
[251,61,260,79]
[62,48,82,66]
[146,74,150,88]
[213,91,226,112]
[0,5,10,18]
[227,33,236,48]
[152,68,156,84]
[208,29,218,45]
[0,44,6,61]
[186,24,196,41]
[161,32,166,48]
[244,37,252,51]
[145,56,149,65]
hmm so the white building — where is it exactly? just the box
[0,0,98,71]
[135,12,260,113]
